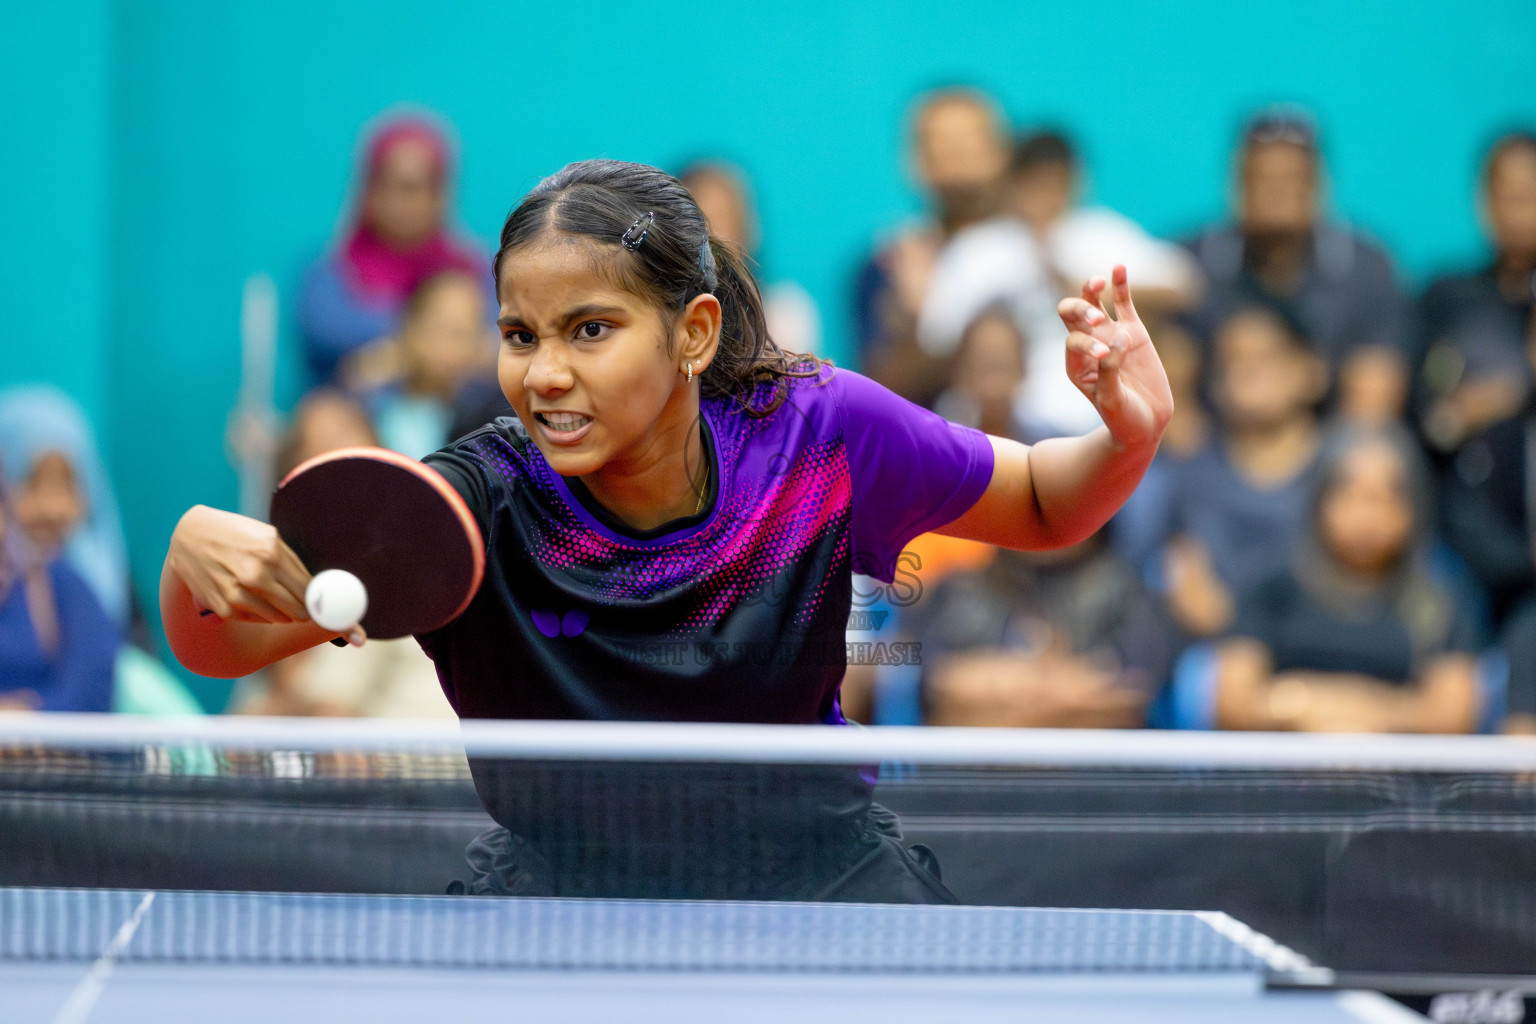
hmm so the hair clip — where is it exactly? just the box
[621,211,654,251]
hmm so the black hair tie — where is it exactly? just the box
[621,211,654,251]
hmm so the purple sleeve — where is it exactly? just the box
[831,369,995,582]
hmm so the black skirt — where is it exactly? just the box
[451,757,956,904]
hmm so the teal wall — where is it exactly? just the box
[6,0,1536,705]
[2,3,112,426]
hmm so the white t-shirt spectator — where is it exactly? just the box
[919,207,1198,437]
[763,280,822,356]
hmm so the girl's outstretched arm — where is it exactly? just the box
[938,264,1175,550]
[160,504,357,678]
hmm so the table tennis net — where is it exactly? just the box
[3,718,1536,972]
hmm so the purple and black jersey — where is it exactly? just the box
[419,364,994,725]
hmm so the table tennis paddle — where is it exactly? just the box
[268,446,485,639]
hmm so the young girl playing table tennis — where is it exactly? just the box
[163,159,1172,902]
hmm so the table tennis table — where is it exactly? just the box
[2,887,1423,1023]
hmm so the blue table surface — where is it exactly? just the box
[1,888,1423,1024]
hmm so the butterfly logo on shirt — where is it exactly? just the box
[531,609,589,638]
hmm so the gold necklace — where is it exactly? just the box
[692,463,708,516]
[690,422,709,516]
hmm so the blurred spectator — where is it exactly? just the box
[679,160,823,356]
[298,115,489,386]
[1149,319,1213,459]
[902,531,1176,728]
[230,389,455,718]
[446,377,515,443]
[841,307,1026,723]
[1009,130,1204,310]
[0,387,130,628]
[920,130,1201,437]
[1184,108,1410,424]
[271,389,378,476]
[0,387,198,714]
[1214,424,1479,733]
[236,618,456,718]
[931,306,1043,442]
[1160,303,1326,638]
[843,305,1037,725]
[1435,302,1536,623]
[1499,598,1536,733]
[1109,318,1212,570]
[841,534,998,726]
[361,270,497,459]
[1416,132,1536,454]
[0,460,118,713]
[853,88,1010,407]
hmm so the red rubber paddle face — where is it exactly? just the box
[269,447,484,639]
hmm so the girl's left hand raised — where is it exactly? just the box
[1058,265,1175,450]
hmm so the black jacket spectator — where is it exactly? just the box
[902,539,1177,728]
[1438,411,1536,622]
[1186,222,1408,367]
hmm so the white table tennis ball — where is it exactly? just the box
[306,569,368,632]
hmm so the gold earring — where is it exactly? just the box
[685,362,694,383]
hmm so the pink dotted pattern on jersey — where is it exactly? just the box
[465,395,851,636]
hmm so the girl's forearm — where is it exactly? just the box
[160,559,334,679]
[1024,427,1161,548]
[936,429,1161,551]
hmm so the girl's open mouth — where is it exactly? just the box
[535,411,594,445]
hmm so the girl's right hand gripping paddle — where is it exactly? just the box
[270,446,485,639]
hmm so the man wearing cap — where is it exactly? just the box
[1183,108,1411,424]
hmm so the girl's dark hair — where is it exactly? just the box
[493,159,823,416]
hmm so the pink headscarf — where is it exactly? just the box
[340,118,482,304]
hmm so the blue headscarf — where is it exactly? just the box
[0,387,130,627]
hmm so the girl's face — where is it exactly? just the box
[15,452,84,556]
[1319,442,1414,576]
[494,237,716,483]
